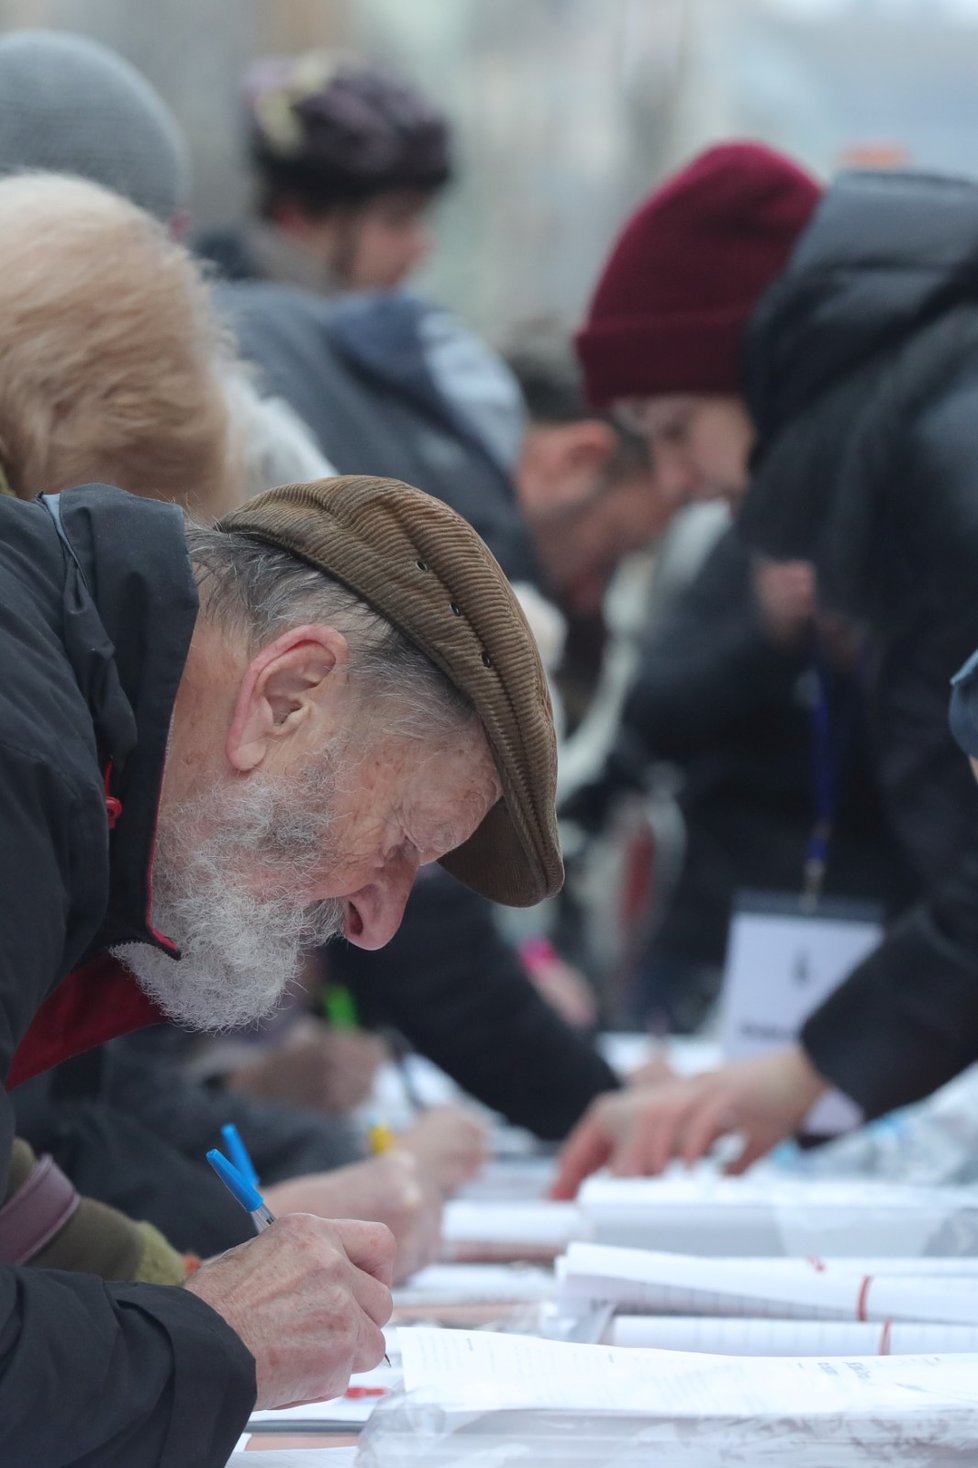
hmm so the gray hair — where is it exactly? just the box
[185,524,476,742]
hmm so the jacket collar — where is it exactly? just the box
[41,486,199,956]
[7,956,165,1091]
[324,291,526,480]
[745,168,978,445]
[737,171,978,617]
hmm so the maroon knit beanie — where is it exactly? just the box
[576,141,822,408]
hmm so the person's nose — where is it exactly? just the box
[342,858,418,950]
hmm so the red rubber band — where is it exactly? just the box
[856,1275,873,1322]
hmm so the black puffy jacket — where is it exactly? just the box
[0,489,254,1466]
[738,168,978,1115]
[618,530,912,993]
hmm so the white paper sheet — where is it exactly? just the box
[579,1174,978,1255]
[398,1326,978,1418]
[456,1156,557,1202]
[228,1452,358,1466]
[609,1316,978,1354]
[248,1396,375,1428]
[559,1242,978,1323]
[396,1262,554,1305]
[596,1033,723,1078]
[442,1199,586,1257]
[718,1256,978,1277]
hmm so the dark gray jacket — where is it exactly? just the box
[0,488,254,1466]
[738,168,978,1115]
[218,283,540,583]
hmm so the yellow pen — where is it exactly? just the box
[367,1120,394,1156]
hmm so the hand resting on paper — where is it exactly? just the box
[185,1213,394,1409]
[551,1045,828,1198]
[396,1105,490,1195]
[264,1152,443,1283]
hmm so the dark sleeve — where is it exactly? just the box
[0,754,255,1460]
[802,898,978,1117]
[332,870,620,1140]
[622,529,806,761]
[0,749,91,1200]
[802,406,978,1116]
[102,1034,364,1180]
[0,1267,254,1468]
[801,667,978,1114]
[13,1038,363,1256]
[12,1076,254,1256]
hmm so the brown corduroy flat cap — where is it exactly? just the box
[219,475,563,907]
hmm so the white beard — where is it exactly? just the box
[114,768,346,1031]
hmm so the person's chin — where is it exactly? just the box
[113,943,295,1033]
[720,481,748,508]
[565,576,609,619]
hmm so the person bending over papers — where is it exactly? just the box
[554,141,978,1195]
[0,476,561,1465]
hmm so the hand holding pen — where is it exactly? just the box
[185,1126,395,1408]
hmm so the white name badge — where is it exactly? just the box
[719,892,882,1136]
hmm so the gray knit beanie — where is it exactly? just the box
[0,30,189,223]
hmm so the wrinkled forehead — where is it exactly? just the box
[401,717,501,799]
[405,724,503,852]
[447,720,503,806]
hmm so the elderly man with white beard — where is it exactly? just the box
[0,474,561,1468]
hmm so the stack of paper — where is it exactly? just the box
[728,1256,978,1277]
[558,1242,978,1324]
[609,1317,978,1355]
[578,1175,978,1256]
[395,1262,554,1306]
[230,1454,358,1466]
[442,1199,586,1262]
[351,1328,978,1466]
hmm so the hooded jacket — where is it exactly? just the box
[0,487,254,1466]
[218,282,540,583]
[738,169,978,1115]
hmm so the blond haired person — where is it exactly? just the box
[0,171,237,517]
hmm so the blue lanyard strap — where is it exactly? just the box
[803,639,857,905]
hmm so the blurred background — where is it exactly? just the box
[3,0,978,339]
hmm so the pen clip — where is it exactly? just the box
[221,1123,260,1189]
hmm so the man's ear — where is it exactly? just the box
[227,624,349,772]
[540,421,618,513]
[562,419,618,476]
[521,420,620,519]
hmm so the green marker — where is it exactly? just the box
[323,983,359,1030]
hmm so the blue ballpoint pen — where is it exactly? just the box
[221,1122,261,1189]
[206,1147,276,1233]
